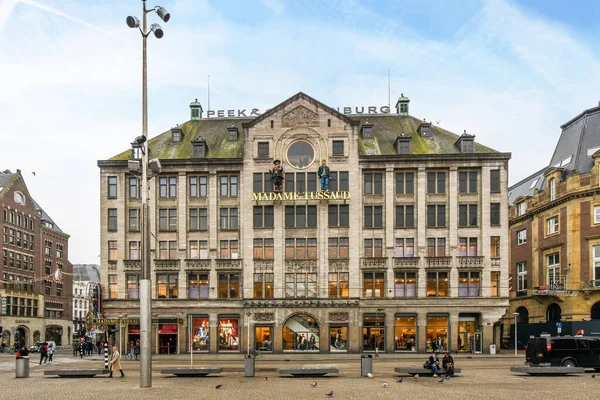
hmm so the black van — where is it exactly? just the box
[526,336,600,369]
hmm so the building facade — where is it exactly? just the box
[72,264,100,337]
[0,170,73,348]
[506,103,600,342]
[98,92,510,355]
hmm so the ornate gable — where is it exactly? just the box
[281,105,319,128]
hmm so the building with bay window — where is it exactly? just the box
[98,92,510,354]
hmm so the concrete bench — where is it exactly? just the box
[160,368,223,377]
[44,369,108,378]
[279,365,339,377]
[510,366,586,376]
[394,367,462,377]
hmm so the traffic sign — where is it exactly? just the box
[557,327,562,334]
[556,322,563,328]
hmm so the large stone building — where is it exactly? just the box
[97,92,510,355]
[72,264,100,337]
[506,102,600,343]
[0,170,73,348]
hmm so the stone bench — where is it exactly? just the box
[44,369,108,378]
[279,365,339,377]
[510,366,586,376]
[160,367,223,377]
[394,367,462,376]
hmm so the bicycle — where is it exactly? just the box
[0,346,16,354]
[126,351,140,361]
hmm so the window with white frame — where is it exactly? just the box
[517,262,527,293]
[549,178,556,201]
[593,246,600,286]
[547,216,559,235]
[517,229,527,245]
[547,253,560,286]
[518,201,526,216]
[594,205,600,224]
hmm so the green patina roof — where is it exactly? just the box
[110,119,251,161]
[355,115,497,156]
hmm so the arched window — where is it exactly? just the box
[282,314,320,351]
[515,306,529,324]
[546,303,562,322]
[549,178,556,201]
[591,302,600,320]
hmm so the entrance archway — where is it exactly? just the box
[546,303,562,322]
[591,302,600,320]
[33,330,41,343]
[282,313,320,352]
[15,326,29,348]
[515,307,529,324]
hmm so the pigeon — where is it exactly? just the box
[438,377,445,383]
[413,374,419,380]
[265,377,268,380]
[397,378,403,383]
[382,382,388,388]
[367,372,373,378]
[592,374,596,379]
[326,391,334,398]
[311,382,318,388]
[215,384,223,389]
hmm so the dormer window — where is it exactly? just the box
[192,137,208,158]
[171,128,183,143]
[518,201,526,216]
[455,130,475,153]
[395,93,410,116]
[549,178,556,201]
[418,121,432,137]
[228,125,239,141]
[461,139,474,153]
[394,134,411,154]
[189,98,203,120]
[361,122,373,138]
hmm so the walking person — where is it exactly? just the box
[108,345,125,378]
[48,342,55,362]
[317,159,330,191]
[72,341,78,357]
[39,342,48,365]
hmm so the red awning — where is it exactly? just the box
[158,324,178,334]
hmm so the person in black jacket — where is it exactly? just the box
[317,159,330,191]
[269,160,284,193]
[442,352,455,377]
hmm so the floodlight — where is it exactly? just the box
[148,158,162,173]
[128,160,141,173]
[134,135,147,145]
[150,23,163,39]
[156,6,170,23]
[126,16,140,28]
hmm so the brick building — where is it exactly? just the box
[98,92,510,355]
[0,170,72,347]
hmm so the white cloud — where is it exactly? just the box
[262,0,285,16]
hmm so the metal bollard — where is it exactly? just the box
[104,342,109,370]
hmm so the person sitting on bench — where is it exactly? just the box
[428,352,441,377]
[442,352,455,378]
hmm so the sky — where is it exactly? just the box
[1,0,600,264]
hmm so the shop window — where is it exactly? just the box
[218,317,240,352]
[394,315,417,352]
[190,316,210,352]
[426,315,448,352]
[282,314,320,351]
[255,326,273,352]
[329,325,348,352]
[363,315,385,352]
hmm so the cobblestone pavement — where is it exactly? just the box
[2,354,599,399]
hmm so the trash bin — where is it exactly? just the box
[361,355,373,377]
[244,355,255,377]
[489,344,496,355]
[16,356,30,378]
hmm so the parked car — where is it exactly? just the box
[29,342,42,353]
[526,336,600,370]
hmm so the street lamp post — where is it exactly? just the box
[513,312,520,357]
[375,308,384,357]
[126,0,170,389]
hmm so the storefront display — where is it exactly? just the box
[282,314,320,351]
[255,326,273,352]
[329,325,348,352]
[426,315,448,352]
[363,315,385,352]
[394,315,417,351]
[218,316,240,352]
[158,319,178,354]
[190,316,210,352]
[458,314,479,352]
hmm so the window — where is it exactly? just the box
[517,229,527,245]
[490,203,501,225]
[426,272,448,297]
[593,246,600,285]
[395,205,414,228]
[158,208,177,231]
[128,209,139,231]
[169,177,177,197]
[459,204,478,227]
[285,172,318,192]
[427,171,446,194]
[328,205,349,227]
[254,273,274,298]
[491,271,500,297]
[220,208,239,230]
[285,205,317,228]
[253,206,274,228]
[219,240,239,259]
[129,177,141,199]
[395,171,414,194]
[394,272,417,297]
[549,178,556,201]
[219,175,239,197]
[128,241,140,260]
[426,204,446,227]
[362,125,372,138]
[364,238,383,258]
[490,236,500,257]
[518,201,526,216]
[108,241,118,261]
[364,206,383,228]
[188,273,209,299]
[253,172,274,193]
[108,176,117,198]
[328,272,349,298]
[285,273,318,298]
[328,237,349,259]
[364,172,383,194]
[547,253,560,285]
[594,206,600,224]
[158,240,177,259]
[189,176,208,197]
[258,142,269,157]
[127,274,139,299]
[458,238,478,256]
[159,177,168,198]
[172,130,181,142]
[189,240,208,259]
[458,271,480,296]
[189,208,207,231]
[547,216,559,235]
[157,274,178,298]
[108,208,118,231]
[108,275,117,299]
[218,273,240,298]
[394,238,414,257]
[328,171,349,191]
[517,262,528,293]
[332,140,344,156]
[363,272,385,297]
[490,170,500,193]
[459,171,478,193]
[285,238,317,259]
[426,238,446,257]
[253,238,274,260]
[56,244,63,259]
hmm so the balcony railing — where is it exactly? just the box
[215,259,242,270]
[123,259,141,270]
[185,259,211,270]
[153,259,180,270]
[425,256,451,269]
[360,257,388,269]
[582,279,600,290]
[457,256,484,269]
[393,257,420,269]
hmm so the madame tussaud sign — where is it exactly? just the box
[252,191,351,201]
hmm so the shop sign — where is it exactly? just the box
[252,190,351,201]
[206,106,390,118]
[94,318,140,324]
[532,289,578,296]
[15,320,30,324]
